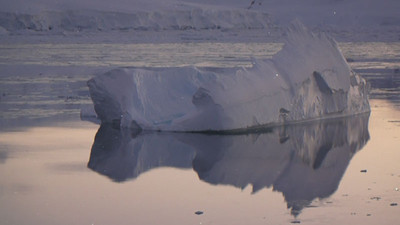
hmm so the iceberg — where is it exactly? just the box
[87,21,370,132]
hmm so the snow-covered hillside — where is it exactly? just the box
[0,9,272,32]
[0,0,399,41]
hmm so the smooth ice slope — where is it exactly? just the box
[87,21,370,132]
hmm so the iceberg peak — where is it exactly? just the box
[86,21,370,132]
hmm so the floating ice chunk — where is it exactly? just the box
[87,21,370,132]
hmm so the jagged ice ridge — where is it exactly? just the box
[86,21,370,132]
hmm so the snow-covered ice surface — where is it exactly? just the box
[0,0,399,43]
[87,21,370,132]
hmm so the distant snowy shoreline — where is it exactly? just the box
[0,21,398,44]
[0,0,399,43]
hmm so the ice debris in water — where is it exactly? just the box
[194,211,204,215]
[86,20,370,132]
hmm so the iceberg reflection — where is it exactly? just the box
[88,113,370,215]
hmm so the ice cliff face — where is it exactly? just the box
[1,0,399,41]
[87,21,370,132]
[0,9,271,33]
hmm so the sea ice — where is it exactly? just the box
[87,21,370,132]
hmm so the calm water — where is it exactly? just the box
[0,42,399,225]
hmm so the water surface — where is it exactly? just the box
[0,42,399,225]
